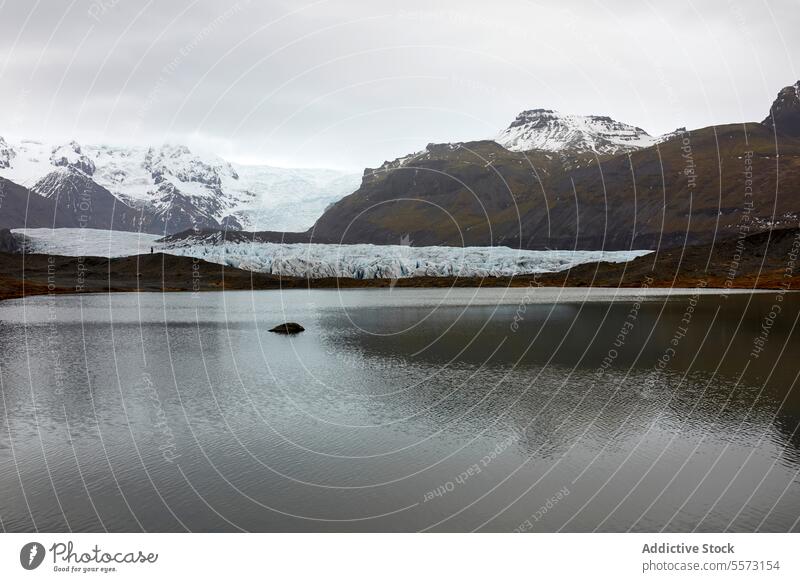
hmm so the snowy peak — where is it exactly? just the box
[0,136,15,168]
[50,141,96,175]
[143,144,239,190]
[33,165,90,199]
[89,143,239,203]
[31,166,141,232]
[763,80,800,136]
[657,127,687,144]
[496,108,656,155]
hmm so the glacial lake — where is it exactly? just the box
[0,288,799,532]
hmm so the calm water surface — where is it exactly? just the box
[0,288,799,532]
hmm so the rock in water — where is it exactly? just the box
[269,322,305,334]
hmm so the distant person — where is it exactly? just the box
[150,246,153,254]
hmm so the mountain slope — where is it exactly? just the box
[32,167,141,232]
[291,81,800,250]
[0,176,74,229]
[305,122,800,250]
[308,140,551,246]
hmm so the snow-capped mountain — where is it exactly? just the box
[32,166,140,232]
[0,137,360,233]
[90,143,253,232]
[496,108,656,155]
[50,141,96,175]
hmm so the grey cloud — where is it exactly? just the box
[0,0,797,169]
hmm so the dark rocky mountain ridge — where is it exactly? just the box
[0,176,74,229]
[763,80,800,136]
[33,167,141,232]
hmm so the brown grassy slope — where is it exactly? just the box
[305,124,800,250]
[535,122,800,249]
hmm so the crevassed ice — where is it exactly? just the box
[163,240,652,279]
[15,228,652,279]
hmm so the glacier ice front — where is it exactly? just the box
[14,228,652,279]
[162,239,652,279]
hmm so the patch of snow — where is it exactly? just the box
[656,127,687,144]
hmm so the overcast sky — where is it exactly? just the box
[0,0,797,170]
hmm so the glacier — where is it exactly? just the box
[14,228,651,279]
[14,228,163,258]
[162,239,653,279]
